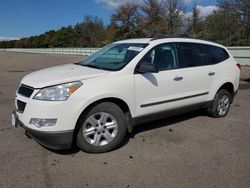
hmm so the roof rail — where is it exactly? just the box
[150,34,190,41]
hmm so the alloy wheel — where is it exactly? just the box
[82,112,118,146]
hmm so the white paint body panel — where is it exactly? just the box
[134,65,214,116]
[22,64,110,88]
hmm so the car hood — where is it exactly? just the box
[21,64,110,88]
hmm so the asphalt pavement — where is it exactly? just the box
[0,52,249,188]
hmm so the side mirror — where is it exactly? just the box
[137,61,158,73]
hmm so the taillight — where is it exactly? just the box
[236,63,241,70]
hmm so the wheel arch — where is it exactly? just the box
[216,82,235,102]
[72,97,133,146]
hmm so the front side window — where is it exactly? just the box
[140,43,177,71]
[78,43,148,71]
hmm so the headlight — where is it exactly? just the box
[34,81,82,101]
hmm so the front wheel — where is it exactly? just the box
[76,102,127,153]
[209,89,232,118]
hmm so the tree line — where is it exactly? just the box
[0,0,249,48]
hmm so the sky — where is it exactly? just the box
[0,0,218,40]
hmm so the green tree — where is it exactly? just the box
[74,16,106,47]
[51,26,75,47]
[236,0,250,44]
[198,0,241,45]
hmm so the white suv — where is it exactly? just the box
[12,37,240,153]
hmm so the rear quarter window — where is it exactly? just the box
[206,45,230,64]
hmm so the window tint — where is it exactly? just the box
[177,43,212,68]
[177,43,230,68]
[140,43,177,71]
[207,45,229,64]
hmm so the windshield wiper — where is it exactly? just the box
[76,63,104,70]
[85,64,104,70]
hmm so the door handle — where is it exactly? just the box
[174,76,183,81]
[208,72,215,76]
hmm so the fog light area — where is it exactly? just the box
[29,118,57,128]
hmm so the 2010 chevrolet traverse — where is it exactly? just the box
[12,37,240,153]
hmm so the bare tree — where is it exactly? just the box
[191,3,200,33]
[140,0,167,36]
[111,3,140,39]
[164,0,184,34]
[187,2,202,35]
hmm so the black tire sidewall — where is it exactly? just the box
[76,102,127,153]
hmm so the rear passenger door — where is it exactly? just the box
[175,42,216,102]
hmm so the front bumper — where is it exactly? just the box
[13,111,74,150]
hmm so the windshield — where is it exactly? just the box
[78,43,148,71]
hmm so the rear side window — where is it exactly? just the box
[176,43,230,68]
[176,43,211,68]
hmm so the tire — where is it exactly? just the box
[209,89,232,118]
[76,102,127,153]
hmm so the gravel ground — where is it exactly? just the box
[0,52,250,188]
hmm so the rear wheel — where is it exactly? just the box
[209,89,232,118]
[76,102,127,153]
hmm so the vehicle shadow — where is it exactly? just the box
[45,110,206,155]
[40,144,80,155]
[129,110,206,138]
